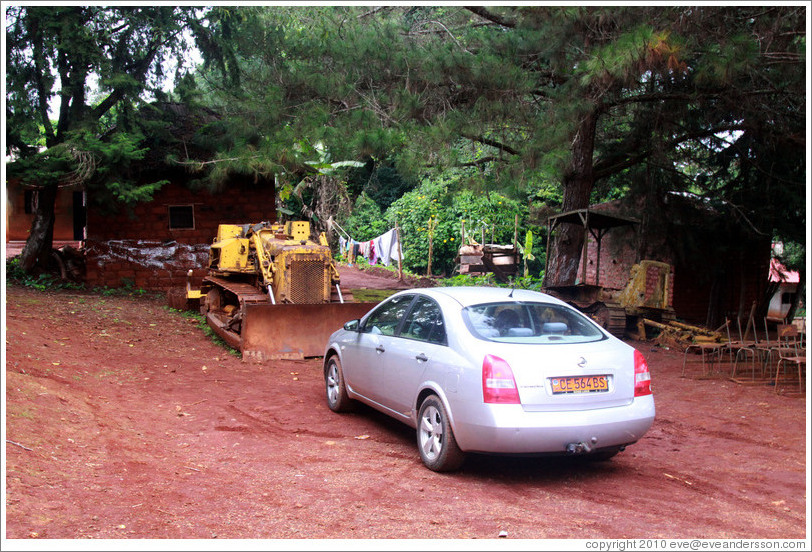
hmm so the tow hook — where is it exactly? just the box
[566,442,592,455]
[566,436,598,455]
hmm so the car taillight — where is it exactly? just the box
[482,354,520,404]
[634,349,652,397]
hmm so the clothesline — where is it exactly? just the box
[328,217,402,267]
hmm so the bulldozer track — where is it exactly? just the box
[581,302,626,337]
[203,276,268,305]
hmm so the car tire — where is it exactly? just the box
[325,355,353,413]
[416,395,465,472]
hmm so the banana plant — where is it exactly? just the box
[516,230,535,278]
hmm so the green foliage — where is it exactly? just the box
[385,177,528,276]
[775,241,805,274]
[346,161,416,210]
[517,230,536,278]
[6,5,241,272]
[438,272,546,292]
[8,5,804,291]
[439,273,498,287]
[5,258,83,292]
[95,279,152,298]
[343,192,389,241]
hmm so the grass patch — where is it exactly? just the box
[350,289,398,303]
[164,307,241,356]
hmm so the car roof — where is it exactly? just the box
[407,286,570,309]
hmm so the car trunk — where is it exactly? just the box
[494,341,636,412]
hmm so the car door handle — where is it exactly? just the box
[375,345,386,354]
[415,353,428,362]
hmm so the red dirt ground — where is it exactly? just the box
[4,265,809,545]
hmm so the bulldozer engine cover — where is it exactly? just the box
[241,302,377,361]
[277,253,331,303]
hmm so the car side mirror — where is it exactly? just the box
[343,319,360,332]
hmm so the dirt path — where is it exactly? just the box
[4,283,809,542]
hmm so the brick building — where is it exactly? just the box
[573,193,771,328]
[83,178,276,290]
[5,179,84,242]
[79,103,279,290]
[6,102,278,291]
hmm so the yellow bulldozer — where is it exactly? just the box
[187,221,375,361]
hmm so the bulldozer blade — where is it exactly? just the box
[205,311,243,351]
[240,302,378,361]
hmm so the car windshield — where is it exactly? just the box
[462,301,606,344]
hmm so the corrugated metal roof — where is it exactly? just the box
[769,257,799,284]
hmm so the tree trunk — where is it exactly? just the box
[19,185,58,273]
[544,110,598,287]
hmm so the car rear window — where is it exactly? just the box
[462,301,607,344]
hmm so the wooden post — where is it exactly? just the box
[426,217,436,276]
[513,213,518,249]
[395,220,403,281]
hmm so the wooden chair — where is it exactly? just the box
[773,324,806,394]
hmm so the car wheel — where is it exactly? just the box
[416,395,464,472]
[325,355,353,413]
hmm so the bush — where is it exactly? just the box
[5,257,83,291]
[342,192,389,241]
[386,178,525,276]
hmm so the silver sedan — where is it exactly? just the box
[323,286,655,471]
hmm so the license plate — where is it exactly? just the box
[551,375,609,394]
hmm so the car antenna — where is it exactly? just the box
[508,279,515,298]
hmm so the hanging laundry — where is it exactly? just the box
[376,228,401,266]
[368,240,377,265]
[335,227,402,267]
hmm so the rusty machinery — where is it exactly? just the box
[188,221,375,360]
[544,209,675,337]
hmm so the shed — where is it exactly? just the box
[566,193,771,328]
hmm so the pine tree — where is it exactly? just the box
[5,5,238,273]
[192,5,805,286]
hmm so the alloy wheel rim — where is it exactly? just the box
[326,362,339,405]
[419,405,443,460]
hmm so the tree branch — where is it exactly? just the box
[28,18,57,146]
[592,124,749,180]
[461,134,520,156]
[464,6,516,28]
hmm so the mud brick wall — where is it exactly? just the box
[578,226,639,291]
[84,181,276,291]
[644,263,675,307]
